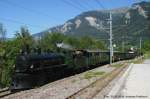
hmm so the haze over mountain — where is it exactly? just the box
[33,1,150,45]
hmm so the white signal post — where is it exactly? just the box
[140,37,142,56]
[109,12,113,65]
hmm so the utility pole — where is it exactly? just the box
[122,36,125,52]
[109,12,113,65]
[122,41,125,52]
[140,37,142,56]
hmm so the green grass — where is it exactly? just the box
[128,57,144,64]
[144,51,150,59]
[111,63,123,68]
[84,71,105,79]
[129,60,142,64]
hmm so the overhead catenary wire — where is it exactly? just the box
[0,0,108,34]
[95,0,105,9]
[81,0,96,10]
[63,0,104,12]
[70,0,106,11]
[63,0,84,11]
[0,0,59,33]
[72,0,98,11]
[0,0,58,22]
[70,0,89,11]
[0,17,47,29]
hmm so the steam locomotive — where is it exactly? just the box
[10,49,138,91]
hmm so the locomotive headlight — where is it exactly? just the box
[30,65,34,69]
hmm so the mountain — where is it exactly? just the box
[33,1,150,45]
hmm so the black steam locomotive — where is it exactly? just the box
[10,52,66,91]
[10,49,138,91]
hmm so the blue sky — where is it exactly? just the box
[0,0,148,37]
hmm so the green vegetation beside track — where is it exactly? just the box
[111,63,124,68]
[144,52,150,59]
[84,71,105,79]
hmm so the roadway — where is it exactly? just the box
[105,59,150,99]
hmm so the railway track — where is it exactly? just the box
[66,63,128,99]
[0,88,19,99]
[0,88,12,98]
[0,88,8,93]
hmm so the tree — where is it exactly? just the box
[0,39,21,87]
[64,36,80,48]
[93,40,106,50]
[15,26,33,53]
[40,32,65,51]
[79,36,95,49]
[0,23,6,87]
[0,23,6,42]
[142,40,150,52]
[0,23,6,72]
[0,27,34,87]
[0,33,30,87]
